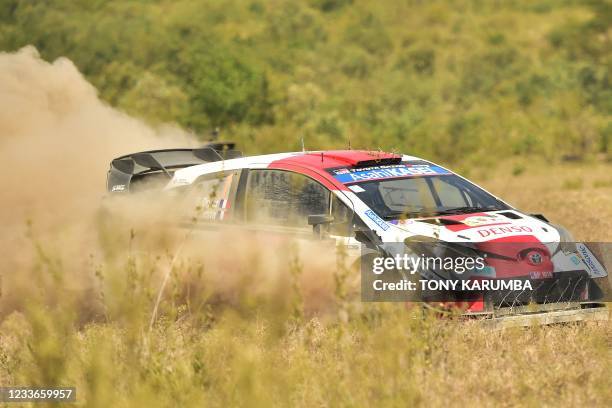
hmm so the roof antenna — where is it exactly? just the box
[348,136,351,150]
[211,127,220,140]
[301,136,305,153]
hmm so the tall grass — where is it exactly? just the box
[1,162,611,406]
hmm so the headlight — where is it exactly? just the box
[552,224,577,253]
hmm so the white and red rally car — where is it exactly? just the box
[107,143,609,325]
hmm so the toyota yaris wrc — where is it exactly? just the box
[106,144,609,325]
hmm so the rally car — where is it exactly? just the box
[106,143,609,327]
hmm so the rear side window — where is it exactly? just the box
[246,170,330,227]
[183,170,239,221]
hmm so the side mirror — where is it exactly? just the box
[308,214,335,238]
[354,230,370,244]
[308,214,334,226]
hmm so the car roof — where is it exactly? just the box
[168,150,426,190]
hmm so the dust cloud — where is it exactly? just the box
[0,46,342,318]
[0,46,197,300]
[0,46,196,236]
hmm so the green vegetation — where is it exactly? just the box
[1,0,610,160]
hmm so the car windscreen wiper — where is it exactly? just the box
[434,206,500,215]
[382,206,503,220]
[381,210,439,220]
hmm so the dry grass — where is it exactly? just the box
[470,159,612,242]
[1,45,610,407]
[0,161,611,407]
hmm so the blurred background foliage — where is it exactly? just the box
[0,0,610,162]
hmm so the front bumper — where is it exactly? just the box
[467,302,609,328]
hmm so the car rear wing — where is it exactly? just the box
[107,142,241,193]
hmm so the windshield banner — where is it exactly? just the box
[329,163,451,184]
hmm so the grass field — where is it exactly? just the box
[1,1,610,404]
[472,159,612,242]
[0,160,610,407]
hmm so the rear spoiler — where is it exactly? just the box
[107,141,241,193]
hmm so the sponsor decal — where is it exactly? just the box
[331,164,450,184]
[569,254,581,266]
[462,214,502,227]
[216,198,228,221]
[173,178,190,185]
[111,184,126,192]
[348,185,366,193]
[529,271,553,280]
[388,218,415,226]
[472,265,496,277]
[576,243,607,278]
[364,209,390,231]
[477,225,533,238]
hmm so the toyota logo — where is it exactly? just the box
[529,252,543,265]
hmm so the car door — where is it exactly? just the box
[239,168,330,236]
[235,167,361,253]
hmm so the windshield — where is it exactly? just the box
[330,162,509,220]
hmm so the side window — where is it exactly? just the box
[246,170,330,227]
[185,170,239,221]
[330,194,355,236]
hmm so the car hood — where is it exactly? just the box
[386,210,561,243]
